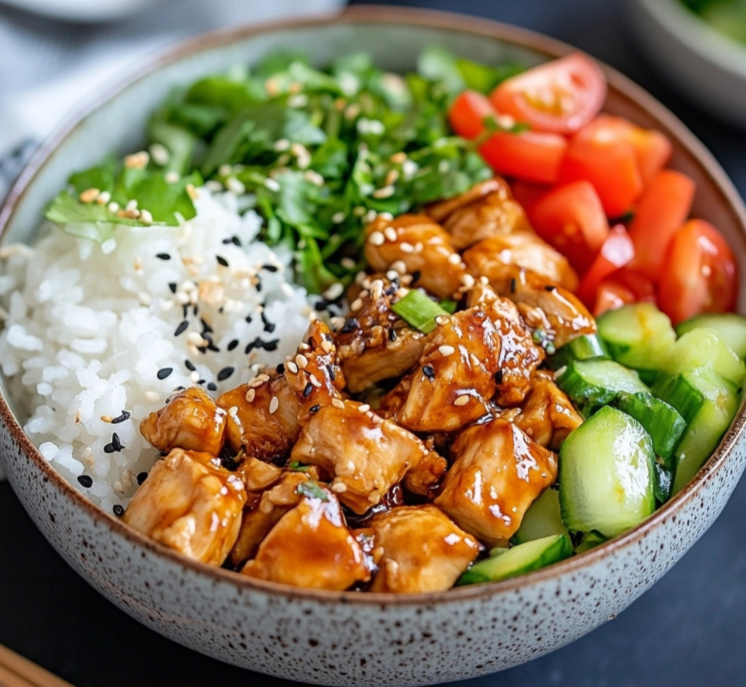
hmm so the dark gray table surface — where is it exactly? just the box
[3,0,746,685]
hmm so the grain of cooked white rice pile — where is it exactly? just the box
[0,189,320,514]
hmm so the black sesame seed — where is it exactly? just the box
[309,404,321,414]
[303,382,314,398]
[276,363,285,375]
[103,443,115,454]
[77,475,93,488]
[245,315,253,324]
[137,472,148,485]
[495,369,504,384]
[174,320,189,337]
[326,364,336,382]
[157,367,173,380]
[182,304,189,319]
[255,279,262,293]
[217,367,235,382]
[227,339,239,352]
[510,278,517,294]
[411,270,422,285]
[156,253,171,261]
[388,328,398,342]
[192,305,199,317]
[544,285,556,292]
[216,255,229,267]
[423,365,435,381]
[245,341,256,355]
[113,505,125,517]
[308,336,317,349]
[207,382,218,391]
[265,323,277,334]
[263,339,279,352]
[111,433,123,451]
[200,318,213,334]
[197,346,207,355]
[168,282,177,294]
[185,359,196,372]
[262,264,279,273]
[222,238,233,244]
[197,379,206,385]
[231,236,241,247]
[207,342,220,353]
[341,318,359,334]
[111,410,131,424]
[314,299,329,312]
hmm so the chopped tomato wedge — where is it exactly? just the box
[510,180,548,214]
[479,131,568,185]
[577,225,635,306]
[658,220,738,324]
[612,268,656,303]
[559,116,644,218]
[489,53,607,135]
[527,180,609,271]
[448,90,495,140]
[594,279,637,317]
[628,170,696,281]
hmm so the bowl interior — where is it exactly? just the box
[2,8,746,582]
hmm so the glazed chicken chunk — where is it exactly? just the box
[364,214,466,300]
[508,371,584,450]
[140,386,227,456]
[217,371,301,461]
[387,305,502,433]
[289,400,428,514]
[335,275,426,393]
[360,506,482,593]
[123,449,246,565]
[402,450,448,498]
[242,489,370,591]
[435,419,558,547]
[463,233,579,291]
[427,178,534,250]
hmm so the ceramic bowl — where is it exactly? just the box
[629,0,746,127]
[1,7,746,686]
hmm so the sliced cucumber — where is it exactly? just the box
[676,314,746,360]
[559,406,655,538]
[664,328,746,387]
[615,392,686,460]
[556,359,649,410]
[514,489,569,544]
[655,369,740,494]
[575,530,607,554]
[546,334,610,371]
[597,303,676,384]
[456,534,572,586]
[653,460,673,504]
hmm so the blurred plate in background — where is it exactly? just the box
[0,0,158,22]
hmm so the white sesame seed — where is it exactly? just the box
[107,201,120,213]
[331,482,348,493]
[332,398,345,409]
[269,396,279,415]
[391,260,407,274]
[226,177,246,195]
[296,354,309,369]
[332,211,346,224]
[218,164,232,177]
[384,227,398,242]
[368,231,385,247]
[101,239,117,254]
[145,391,160,402]
[554,366,567,379]
[453,395,470,407]
[205,180,224,192]
[273,138,290,152]
[439,345,456,356]
[124,151,149,170]
[139,209,154,225]
[400,242,414,253]
[448,253,461,265]
[324,282,344,300]
[190,371,200,383]
[245,388,256,402]
[438,160,450,174]
[350,298,363,312]
[358,404,371,413]
[186,332,204,346]
[414,242,424,254]
[435,315,449,326]
[402,160,418,179]
[460,274,476,287]
[149,143,170,166]
[372,185,395,199]
[125,199,138,211]
[363,209,378,224]
[164,171,180,184]
[304,170,325,186]
[229,405,239,418]
[79,187,99,204]
[340,257,356,270]
[95,190,111,205]
[287,361,299,374]
[264,177,280,192]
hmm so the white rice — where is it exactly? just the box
[0,188,317,513]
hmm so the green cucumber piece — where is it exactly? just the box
[597,303,676,384]
[546,334,610,371]
[556,359,649,409]
[653,460,673,504]
[456,534,572,586]
[575,530,607,554]
[615,392,686,460]
[654,369,740,494]
[559,406,656,538]
[665,328,746,387]
[676,313,746,360]
[514,489,569,544]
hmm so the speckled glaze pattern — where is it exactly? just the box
[1,8,746,686]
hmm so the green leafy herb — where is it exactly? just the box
[288,461,313,473]
[296,480,329,501]
[439,300,458,314]
[392,290,451,333]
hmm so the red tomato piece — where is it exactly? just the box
[658,220,738,324]
[490,53,607,135]
[559,117,644,218]
[448,90,496,140]
[628,170,696,281]
[479,131,568,185]
[594,279,636,317]
[612,268,657,303]
[527,180,610,271]
[577,225,635,307]
[510,180,549,213]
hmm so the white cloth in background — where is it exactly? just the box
[0,0,345,481]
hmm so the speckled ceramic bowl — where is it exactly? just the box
[1,7,746,686]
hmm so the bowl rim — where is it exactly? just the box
[2,4,746,606]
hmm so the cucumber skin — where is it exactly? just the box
[559,406,656,539]
[546,334,610,371]
[615,392,687,460]
[557,359,648,409]
[676,313,746,359]
[653,461,673,504]
[456,534,572,586]
[575,531,607,554]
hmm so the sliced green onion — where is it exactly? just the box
[392,290,450,333]
[439,299,458,314]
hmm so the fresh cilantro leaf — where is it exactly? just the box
[295,480,329,501]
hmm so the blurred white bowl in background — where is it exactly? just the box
[630,0,746,127]
[0,0,157,22]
